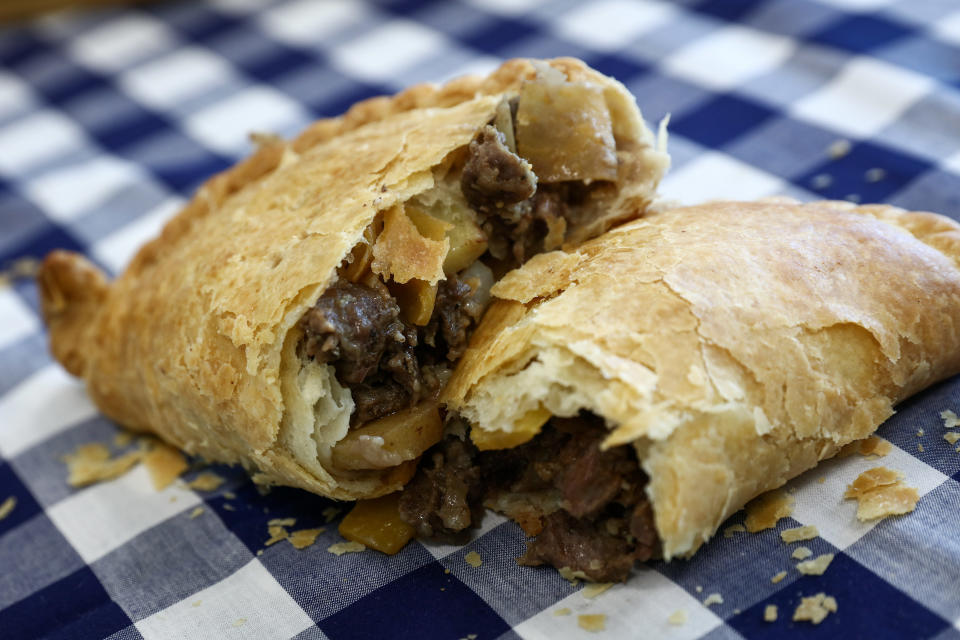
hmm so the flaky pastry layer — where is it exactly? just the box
[444,199,960,557]
[38,58,668,499]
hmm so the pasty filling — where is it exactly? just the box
[296,67,650,474]
[398,413,659,582]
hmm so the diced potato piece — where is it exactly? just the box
[339,492,415,555]
[409,192,487,275]
[515,79,618,183]
[390,278,437,326]
[471,406,551,451]
[331,400,443,470]
[444,220,488,275]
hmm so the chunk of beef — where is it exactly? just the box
[560,429,635,519]
[461,125,537,211]
[380,324,421,397]
[302,281,428,424]
[398,437,482,538]
[629,500,658,563]
[301,281,405,385]
[425,275,483,361]
[518,511,636,582]
[350,380,412,426]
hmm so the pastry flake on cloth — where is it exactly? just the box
[37,58,669,502]
[844,467,920,521]
[433,199,960,581]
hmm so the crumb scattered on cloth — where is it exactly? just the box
[62,443,144,488]
[793,593,838,624]
[845,467,919,521]
[744,490,794,532]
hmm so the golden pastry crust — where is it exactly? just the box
[444,199,960,558]
[38,58,668,500]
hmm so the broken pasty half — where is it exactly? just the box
[425,199,960,580]
[37,58,669,500]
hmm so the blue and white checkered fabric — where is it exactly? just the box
[2,0,960,638]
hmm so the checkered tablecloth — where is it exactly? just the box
[1,0,959,638]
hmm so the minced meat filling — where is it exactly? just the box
[398,414,659,582]
[300,276,482,424]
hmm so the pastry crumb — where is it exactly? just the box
[818,476,826,484]
[268,517,296,527]
[944,432,960,445]
[265,525,289,546]
[188,506,204,519]
[839,436,891,459]
[187,472,225,492]
[771,571,787,584]
[796,553,834,576]
[781,525,818,543]
[582,582,613,599]
[744,490,794,532]
[577,614,606,632]
[232,618,246,628]
[810,173,833,190]
[223,491,236,500]
[918,444,925,452]
[845,467,919,521]
[864,167,886,182]
[723,523,746,537]
[143,443,187,491]
[668,609,687,626]
[844,467,902,499]
[792,546,813,560]
[223,503,235,511]
[827,139,851,158]
[465,551,482,568]
[0,496,16,521]
[916,429,924,437]
[553,608,571,616]
[942,409,960,428]
[322,507,341,522]
[854,484,919,521]
[288,528,323,550]
[793,593,837,624]
[858,436,891,458]
[695,585,703,593]
[558,566,590,585]
[256,549,263,556]
[63,442,143,487]
[703,593,723,607]
[0,257,38,287]
[764,604,778,622]
[191,600,202,608]
[328,541,366,556]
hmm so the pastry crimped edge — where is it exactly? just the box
[443,198,960,558]
[38,58,670,500]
